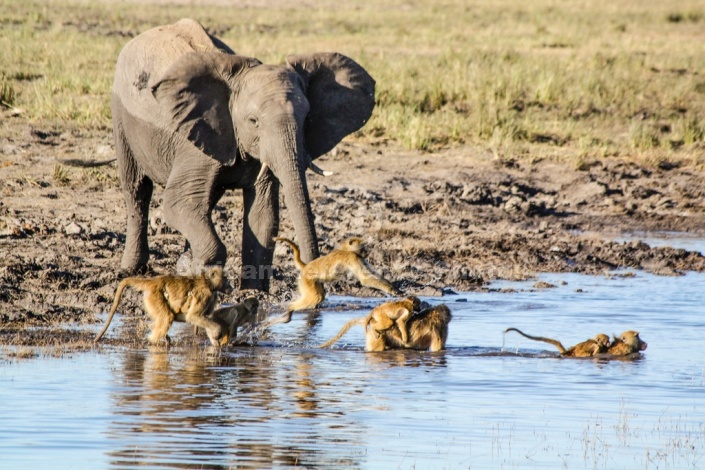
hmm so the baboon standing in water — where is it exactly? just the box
[320,296,421,348]
[504,328,611,357]
[95,266,232,346]
[268,237,399,325]
[321,303,451,352]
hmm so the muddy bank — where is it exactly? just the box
[1,123,705,344]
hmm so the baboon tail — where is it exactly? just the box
[94,278,133,343]
[319,316,367,348]
[504,327,567,354]
[274,237,306,271]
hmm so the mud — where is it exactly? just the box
[2,120,705,345]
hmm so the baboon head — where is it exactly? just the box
[617,330,647,352]
[204,266,233,294]
[341,237,368,257]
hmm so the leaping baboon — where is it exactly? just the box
[266,237,399,326]
[94,266,232,346]
[504,328,611,357]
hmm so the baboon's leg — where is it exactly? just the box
[365,329,387,352]
[395,310,411,345]
[185,303,223,346]
[288,279,325,312]
[428,328,447,352]
[143,291,174,344]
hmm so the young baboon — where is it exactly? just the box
[209,297,260,345]
[94,266,232,346]
[319,296,421,348]
[321,303,451,352]
[504,328,611,357]
[607,330,648,355]
[269,237,399,324]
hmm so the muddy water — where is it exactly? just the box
[2,270,704,469]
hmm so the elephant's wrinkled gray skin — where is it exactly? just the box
[110,18,375,290]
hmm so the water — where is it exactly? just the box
[2,271,704,469]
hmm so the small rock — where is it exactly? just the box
[64,221,83,235]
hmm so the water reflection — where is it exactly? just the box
[104,347,370,469]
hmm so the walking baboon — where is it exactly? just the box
[95,266,232,346]
[319,296,421,348]
[607,330,648,355]
[210,297,260,344]
[321,303,451,352]
[268,237,399,325]
[504,328,611,357]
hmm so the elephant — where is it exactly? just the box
[110,18,376,291]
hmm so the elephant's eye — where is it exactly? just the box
[248,117,259,127]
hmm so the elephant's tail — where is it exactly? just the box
[274,237,306,271]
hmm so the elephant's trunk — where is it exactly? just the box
[268,124,320,264]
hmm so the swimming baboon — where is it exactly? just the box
[209,297,260,344]
[268,237,399,325]
[319,296,421,348]
[607,330,648,355]
[95,266,232,346]
[321,303,451,352]
[504,328,611,357]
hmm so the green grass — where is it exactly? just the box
[1,0,704,164]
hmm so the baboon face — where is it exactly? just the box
[408,296,421,311]
[206,266,233,294]
[621,331,647,351]
[342,237,368,257]
[244,297,259,313]
[594,333,611,349]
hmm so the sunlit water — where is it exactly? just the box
[2,241,704,469]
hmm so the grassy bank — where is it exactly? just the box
[1,0,704,165]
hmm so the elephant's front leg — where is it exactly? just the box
[162,160,227,271]
[241,169,280,291]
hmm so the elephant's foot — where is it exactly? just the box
[176,250,225,276]
[117,264,154,278]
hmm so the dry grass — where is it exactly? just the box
[0,0,704,164]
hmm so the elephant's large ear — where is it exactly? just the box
[152,52,260,165]
[286,52,376,159]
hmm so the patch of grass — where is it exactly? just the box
[1,0,704,163]
[53,164,71,186]
[0,74,15,107]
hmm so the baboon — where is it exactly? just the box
[321,303,451,352]
[269,237,399,325]
[504,328,611,357]
[319,296,421,348]
[607,330,648,355]
[209,297,260,345]
[94,266,232,346]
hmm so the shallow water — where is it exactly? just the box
[2,271,705,469]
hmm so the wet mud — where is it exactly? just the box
[1,122,705,346]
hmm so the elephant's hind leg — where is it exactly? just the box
[114,121,153,274]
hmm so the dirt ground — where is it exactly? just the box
[2,118,705,347]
